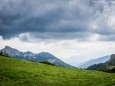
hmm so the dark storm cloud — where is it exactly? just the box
[18,32,92,42]
[98,34,115,41]
[0,0,115,41]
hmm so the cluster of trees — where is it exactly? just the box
[0,50,9,57]
[86,63,105,70]
[87,63,115,73]
[99,66,115,73]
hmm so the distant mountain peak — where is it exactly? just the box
[38,52,56,58]
[1,46,21,57]
[108,54,115,64]
[79,55,111,68]
[24,51,33,54]
[111,54,115,58]
[4,46,18,51]
[5,46,12,49]
[39,52,52,55]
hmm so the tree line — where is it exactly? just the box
[0,50,9,57]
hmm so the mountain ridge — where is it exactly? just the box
[0,46,73,68]
[79,55,111,68]
[86,54,115,71]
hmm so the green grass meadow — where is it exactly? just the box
[0,56,115,86]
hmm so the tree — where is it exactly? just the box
[0,50,3,56]
[0,50,9,57]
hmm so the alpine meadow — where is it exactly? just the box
[0,56,115,86]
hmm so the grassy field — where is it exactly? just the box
[0,56,115,86]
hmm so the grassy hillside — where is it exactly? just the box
[0,56,115,86]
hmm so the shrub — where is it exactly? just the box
[40,61,55,66]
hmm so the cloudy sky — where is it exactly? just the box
[0,0,115,63]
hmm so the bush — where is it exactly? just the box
[40,61,55,66]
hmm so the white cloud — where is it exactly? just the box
[0,36,3,40]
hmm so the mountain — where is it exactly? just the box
[79,55,111,68]
[0,46,73,68]
[1,46,22,57]
[106,54,115,66]
[86,54,115,71]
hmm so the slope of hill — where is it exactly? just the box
[0,46,73,68]
[106,54,115,66]
[0,56,115,86]
[79,55,110,68]
[87,54,115,72]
